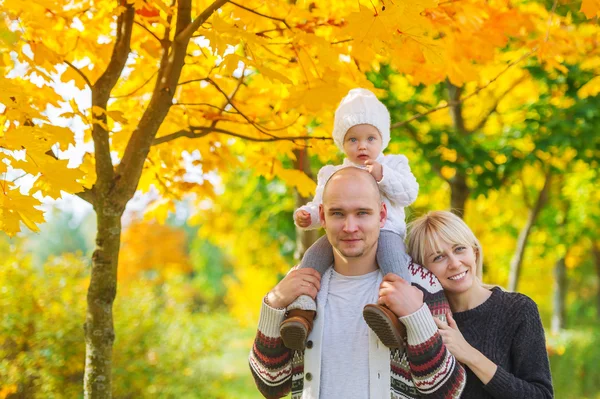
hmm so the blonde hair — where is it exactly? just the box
[407,211,485,280]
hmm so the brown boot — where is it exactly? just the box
[280,309,316,350]
[363,304,407,349]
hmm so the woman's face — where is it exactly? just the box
[422,240,478,295]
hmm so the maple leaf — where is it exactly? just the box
[578,76,600,98]
[581,0,600,18]
[61,66,88,90]
[277,169,316,198]
[0,187,45,236]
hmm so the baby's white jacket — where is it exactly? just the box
[294,153,419,238]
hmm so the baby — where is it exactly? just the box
[281,88,419,350]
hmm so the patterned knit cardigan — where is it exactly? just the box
[249,262,466,398]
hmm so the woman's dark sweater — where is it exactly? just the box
[452,287,554,399]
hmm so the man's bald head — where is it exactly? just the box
[322,167,381,205]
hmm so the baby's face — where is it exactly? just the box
[342,124,383,164]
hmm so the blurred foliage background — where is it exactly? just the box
[2,0,600,397]
[2,149,599,398]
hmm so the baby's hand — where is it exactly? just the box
[295,210,312,228]
[364,160,383,182]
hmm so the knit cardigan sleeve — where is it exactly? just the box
[378,154,419,207]
[400,262,467,398]
[483,295,554,399]
[248,301,293,399]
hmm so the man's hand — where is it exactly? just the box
[434,313,476,364]
[364,160,383,182]
[266,268,321,309]
[377,273,423,317]
[295,210,312,228]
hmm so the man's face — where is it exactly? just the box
[319,170,386,260]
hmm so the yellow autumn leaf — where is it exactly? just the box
[578,76,600,98]
[139,39,161,58]
[0,188,45,236]
[277,169,316,198]
[144,198,176,224]
[91,105,105,117]
[441,165,456,179]
[581,0,600,19]
[32,158,85,199]
[107,110,128,124]
[61,65,88,90]
[78,152,97,189]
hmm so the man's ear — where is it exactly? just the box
[319,204,326,227]
[379,202,387,227]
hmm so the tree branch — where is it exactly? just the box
[91,2,135,190]
[176,0,230,43]
[134,20,162,44]
[470,75,528,133]
[75,187,96,205]
[65,60,92,88]
[331,38,353,45]
[391,49,536,129]
[153,127,330,145]
[392,0,558,131]
[177,77,208,86]
[115,0,225,206]
[172,102,238,113]
[206,77,285,137]
[111,70,158,98]
[229,1,291,29]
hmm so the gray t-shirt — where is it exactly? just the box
[320,268,380,398]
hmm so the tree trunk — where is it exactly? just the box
[81,1,227,396]
[551,256,567,334]
[446,80,469,218]
[84,207,123,398]
[507,171,552,291]
[593,242,600,321]
[449,173,469,218]
[446,80,467,136]
[551,200,570,334]
[293,147,319,261]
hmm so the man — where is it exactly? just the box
[249,168,466,398]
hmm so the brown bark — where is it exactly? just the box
[84,3,135,396]
[593,242,600,321]
[507,171,552,292]
[446,80,470,218]
[293,148,319,261]
[551,201,570,334]
[551,256,567,334]
[83,1,229,397]
[449,172,469,218]
[84,209,123,397]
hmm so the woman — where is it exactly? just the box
[406,210,553,399]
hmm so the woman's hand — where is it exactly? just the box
[434,313,475,364]
[435,313,498,384]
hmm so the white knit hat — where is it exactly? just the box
[332,88,391,152]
